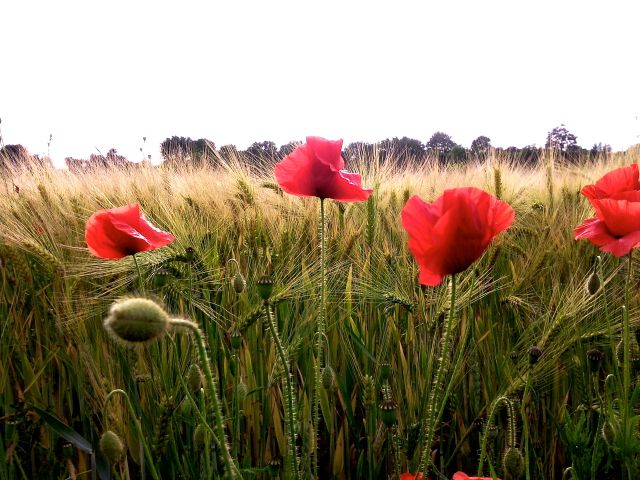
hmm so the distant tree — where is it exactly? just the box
[425,132,456,160]
[447,145,468,164]
[343,142,374,162]
[470,136,491,159]
[161,136,194,160]
[244,141,279,162]
[161,136,215,167]
[590,143,612,157]
[379,137,425,165]
[545,124,579,155]
[519,145,541,165]
[278,141,302,158]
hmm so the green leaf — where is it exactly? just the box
[32,406,93,453]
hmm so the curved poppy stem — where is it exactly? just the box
[312,198,327,479]
[168,318,241,479]
[132,253,144,294]
[416,274,457,479]
[104,389,160,480]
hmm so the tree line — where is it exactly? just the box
[0,125,617,172]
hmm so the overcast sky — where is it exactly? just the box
[1,0,639,167]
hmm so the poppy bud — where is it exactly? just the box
[322,365,336,391]
[99,430,125,464]
[104,298,169,345]
[193,424,207,449]
[510,351,518,364]
[528,346,542,365]
[586,271,601,295]
[487,423,499,441]
[586,349,604,373]
[379,398,398,427]
[503,447,525,479]
[185,247,195,263]
[230,326,242,350]
[601,421,615,445]
[187,364,203,393]
[257,275,274,301]
[233,271,246,294]
[379,362,392,383]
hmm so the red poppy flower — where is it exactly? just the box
[399,473,425,480]
[85,204,175,259]
[401,187,514,286]
[274,136,373,202]
[575,164,640,256]
[452,472,500,480]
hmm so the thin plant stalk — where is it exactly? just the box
[264,301,300,480]
[132,253,144,293]
[169,318,241,479]
[312,197,327,479]
[104,389,160,480]
[416,274,457,478]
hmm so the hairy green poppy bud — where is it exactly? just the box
[379,362,392,383]
[187,364,203,393]
[586,271,601,295]
[487,423,499,441]
[322,365,336,391]
[257,275,274,301]
[104,297,169,345]
[185,247,195,263]
[61,442,74,460]
[503,447,525,479]
[586,349,604,373]
[601,421,615,445]
[379,398,398,427]
[100,430,124,464]
[528,346,542,365]
[193,424,207,449]
[233,271,246,294]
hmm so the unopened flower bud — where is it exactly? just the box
[503,447,525,479]
[586,271,601,295]
[187,364,203,393]
[601,421,615,445]
[230,326,242,350]
[100,431,124,464]
[510,351,518,364]
[104,298,169,345]
[233,271,246,294]
[237,379,248,404]
[193,424,207,449]
[322,365,336,391]
[268,457,282,477]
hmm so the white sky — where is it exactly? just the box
[1,0,639,167]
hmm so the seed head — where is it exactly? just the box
[601,421,615,445]
[528,346,542,365]
[193,424,207,449]
[237,378,248,404]
[257,275,274,301]
[586,349,604,373]
[230,326,242,350]
[99,430,125,464]
[104,297,169,345]
[379,398,398,427]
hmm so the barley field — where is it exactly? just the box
[2,149,640,480]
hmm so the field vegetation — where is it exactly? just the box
[2,147,640,479]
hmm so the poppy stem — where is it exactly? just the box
[312,198,327,479]
[168,318,241,479]
[104,389,160,480]
[263,300,300,480]
[417,274,457,478]
[132,253,144,293]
